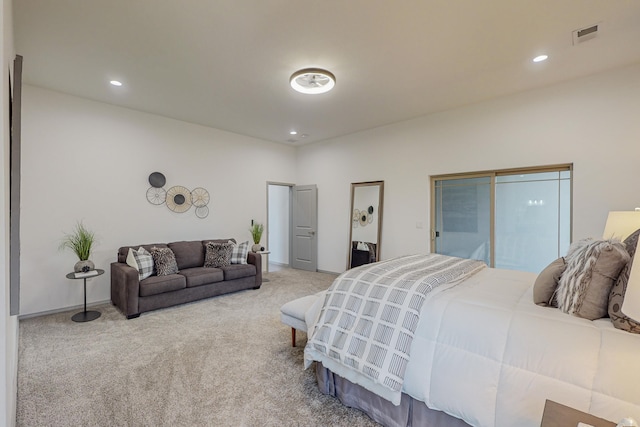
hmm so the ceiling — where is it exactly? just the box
[13,1,640,145]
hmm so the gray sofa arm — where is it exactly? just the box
[111,262,141,318]
[247,252,262,288]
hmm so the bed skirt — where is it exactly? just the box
[315,363,471,427]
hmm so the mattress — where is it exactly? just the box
[307,267,640,426]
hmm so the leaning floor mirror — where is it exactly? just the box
[348,181,384,269]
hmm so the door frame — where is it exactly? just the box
[266,181,294,271]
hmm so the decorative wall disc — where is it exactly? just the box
[353,209,360,228]
[148,172,166,188]
[368,206,374,214]
[166,186,193,213]
[146,186,166,205]
[195,205,209,219]
[191,187,210,208]
[359,212,368,226]
[367,213,374,224]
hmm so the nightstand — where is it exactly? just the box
[540,400,615,427]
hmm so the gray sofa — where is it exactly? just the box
[111,239,262,319]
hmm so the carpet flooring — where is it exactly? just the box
[17,268,380,426]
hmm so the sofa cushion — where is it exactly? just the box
[221,264,257,281]
[230,240,250,265]
[139,274,186,297]
[150,247,180,276]
[118,243,168,264]
[126,247,154,280]
[168,241,205,270]
[205,242,233,268]
[180,267,224,287]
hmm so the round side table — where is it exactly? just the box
[66,268,104,322]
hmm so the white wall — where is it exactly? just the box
[1,0,18,424]
[297,63,640,274]
[267,184,290,265]
[20,86,296,316]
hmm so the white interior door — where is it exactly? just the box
[291,185,317,271]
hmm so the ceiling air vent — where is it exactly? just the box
[572,23,600,45]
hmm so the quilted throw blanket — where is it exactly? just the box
[304,254,486,404]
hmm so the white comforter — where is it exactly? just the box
[307,267,640,426]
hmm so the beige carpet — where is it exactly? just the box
[17,268,380,427]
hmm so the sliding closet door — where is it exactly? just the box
[432,165,572,273]
[494,170,571,272]
[433,176,492,265]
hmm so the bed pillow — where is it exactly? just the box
[229,240,249,265]
[608,228,640,333]
[556,238,629,320]
[126,247,154,280]
[204,242,233,268]
[533,257,565,307]
[150,247,179,276]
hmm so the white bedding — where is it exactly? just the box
[307,266,640,426]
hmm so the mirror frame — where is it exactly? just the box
[348,181,384,269]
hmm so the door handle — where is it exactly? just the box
[308,230,316,236]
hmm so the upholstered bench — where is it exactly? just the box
[280,294,319,347]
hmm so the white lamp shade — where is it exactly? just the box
[602,211,640,240]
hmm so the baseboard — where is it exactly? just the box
[317,269,340,275]
[18,299,111,320]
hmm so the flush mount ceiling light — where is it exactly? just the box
[110,80,123,86]
[533,54,548,63]
[290,68,336,94]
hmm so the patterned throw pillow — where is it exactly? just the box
[150,247,179,276]
[126,247,154,280]
[556,238,629,320]
[609,229,640,333]
[204,242,233,268]
[229,240,249,264]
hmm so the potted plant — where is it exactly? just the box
[250,222,264,252]
[60,221,97,272]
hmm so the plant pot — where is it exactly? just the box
[74,259,95,273]
[252,244,264,252]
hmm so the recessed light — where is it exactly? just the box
[289,130,298,135]
[110,80,123,86]
[533,55,548,63]
[290,68,335,94]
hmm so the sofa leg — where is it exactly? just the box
[127,313,141,319]
[291,328,297,347]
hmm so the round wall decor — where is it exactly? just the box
[191,187,210,208]
[195,205,209,219]
[146,187,167,205]
[148,172,166,188]
[166,186,193,213]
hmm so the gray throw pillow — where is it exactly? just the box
[204,242,233,268]
[556,238,630,320]
[608,228,640,333]
[150,247,179,276]
[533,257,566,307]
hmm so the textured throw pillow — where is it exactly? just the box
[150,247,179,276]
[533,257,566,307]
[556,238,630,320]
[229,240,249,265]
[126,247,154,280]
[204,242,233,268]
[609,228,640,333]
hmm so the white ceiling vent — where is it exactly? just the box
[572,23,600,45]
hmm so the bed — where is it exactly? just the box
[303,248,640,427]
